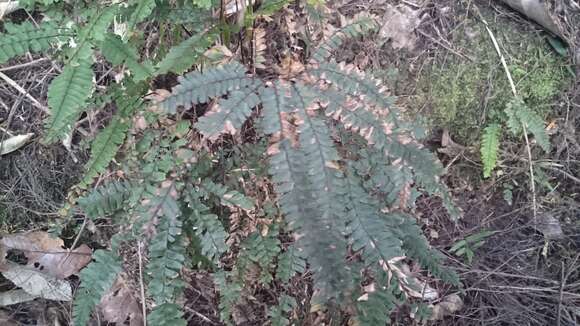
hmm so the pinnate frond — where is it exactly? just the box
[128,0,156,32]
[147,217,186,305]
[481,123,501,178]
[0,21,68,64]
[269,294,297,326]
[238,232,281,284]
[77,180,133,219]
[100,34,154,81]
[189,204,229,264]
[160,62,258,114]
[156,30,215,75]
[148,303,187,326]
[276,244,306,283]
[67,7,117,63]
[200,180,254,210]
[196,87,261,140]
[73,250,122,326]
[44,60,94,143]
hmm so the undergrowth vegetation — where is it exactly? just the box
[0,0,465,324]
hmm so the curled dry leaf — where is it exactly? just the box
[0,133,34,156]
[0,231,92,279]
[99,275,144,326]
[428,293,463,321]
[385,258,438,300]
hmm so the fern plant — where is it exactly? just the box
[1,2,459,324]
[480,97,550,178]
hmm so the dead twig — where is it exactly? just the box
[0,71,49,114]
[137,241,147,326]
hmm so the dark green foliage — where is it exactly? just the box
[148,303,187,326]
[188,204,229,264]
[77,180,133,219]
[73,250,122,326]
[276,244,306,283]
[44,61,94,143]
[100,34,154,81]
[156,30,216,75]
[238,231,281,285]
[160,62,259,113]
[269,294,297,326]
[0,21,68,63]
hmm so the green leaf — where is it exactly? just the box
[156,30,216,75]
[67,7,117,63]
[200,180,254,210]
[148,303,187,326]
[100,34,154,81]
[190,209,229,264]
[73,250,122,326]
[81,116,129,187]
[0,21,68,64]
[196,87,261,140]
[77,180,134,219]
[269,294,296,326]
[276,244,306,283]
[480,123,501,178]
[128,0,156,32]
[44,60,94,143]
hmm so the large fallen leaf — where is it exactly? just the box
[99,275,143,326]
[1,263,72,301]
[1,231,92,279]
[379,4,422,50]
[0,289,36,306]
[0,133,33,155]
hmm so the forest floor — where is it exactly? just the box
[0,0,579,325]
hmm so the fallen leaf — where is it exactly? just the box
[379,4,422,50]
[386,258,438,300]
[0,289,37,306]
[428,293,463,321]
[0,133,34,155]
[1,231,92,279]
[1,263,72,301]
[99,275,143,326]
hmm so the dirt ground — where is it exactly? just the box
[0,0,579,325]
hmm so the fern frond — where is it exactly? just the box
[269,294,296,326]
[391,213,459,285]
[214,271,242,326]
[196,87,262,140]
[128,0,156,32]
[311,61,393,110]
[238,232,281,285]
[44,60,94,143]
[73,250,122,326]
[160,62,259,114]
[200,180,254,210]
[148,303,187,326]
[344,172,403,266]
[0,21,68,64]
[258,81,293,135]
[81,116,129,187]
[516,104,550,152]
[147,216,186,304]
[77,180,133,219]
[189,204,229,264]
[100,34,154,81]
[276,244,306,283]
[480,123,501,178]
[156,30,216,75]
[354,270,402,326]
[311,14,378,63]
[67,7,117,63]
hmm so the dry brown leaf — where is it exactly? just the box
[385,258,438,300]
[379,4,422,50]
[428,293,463,321]
[0,231,92,279]
[277,55,305,79]
[99,275,144,326]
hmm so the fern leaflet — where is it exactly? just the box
[148,303,187,326]
[44,60,94,143]
[189,205,229,264]
[276,244,306,283]
[160,62,258,114]
[269,294,296,326]
[128,0,156,32]
[480,123,501,178]
[77,180,133,219]
[67,6,117,63]
[156,30,216,75]
[73,250,122,326]
[0,21,68,64]
[200,180,254,210]
[100,34,154,81]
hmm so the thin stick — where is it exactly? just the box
[137,241,147,326]
[0,58,50,72]
[478,7,538,222]
[0,71,49,113]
